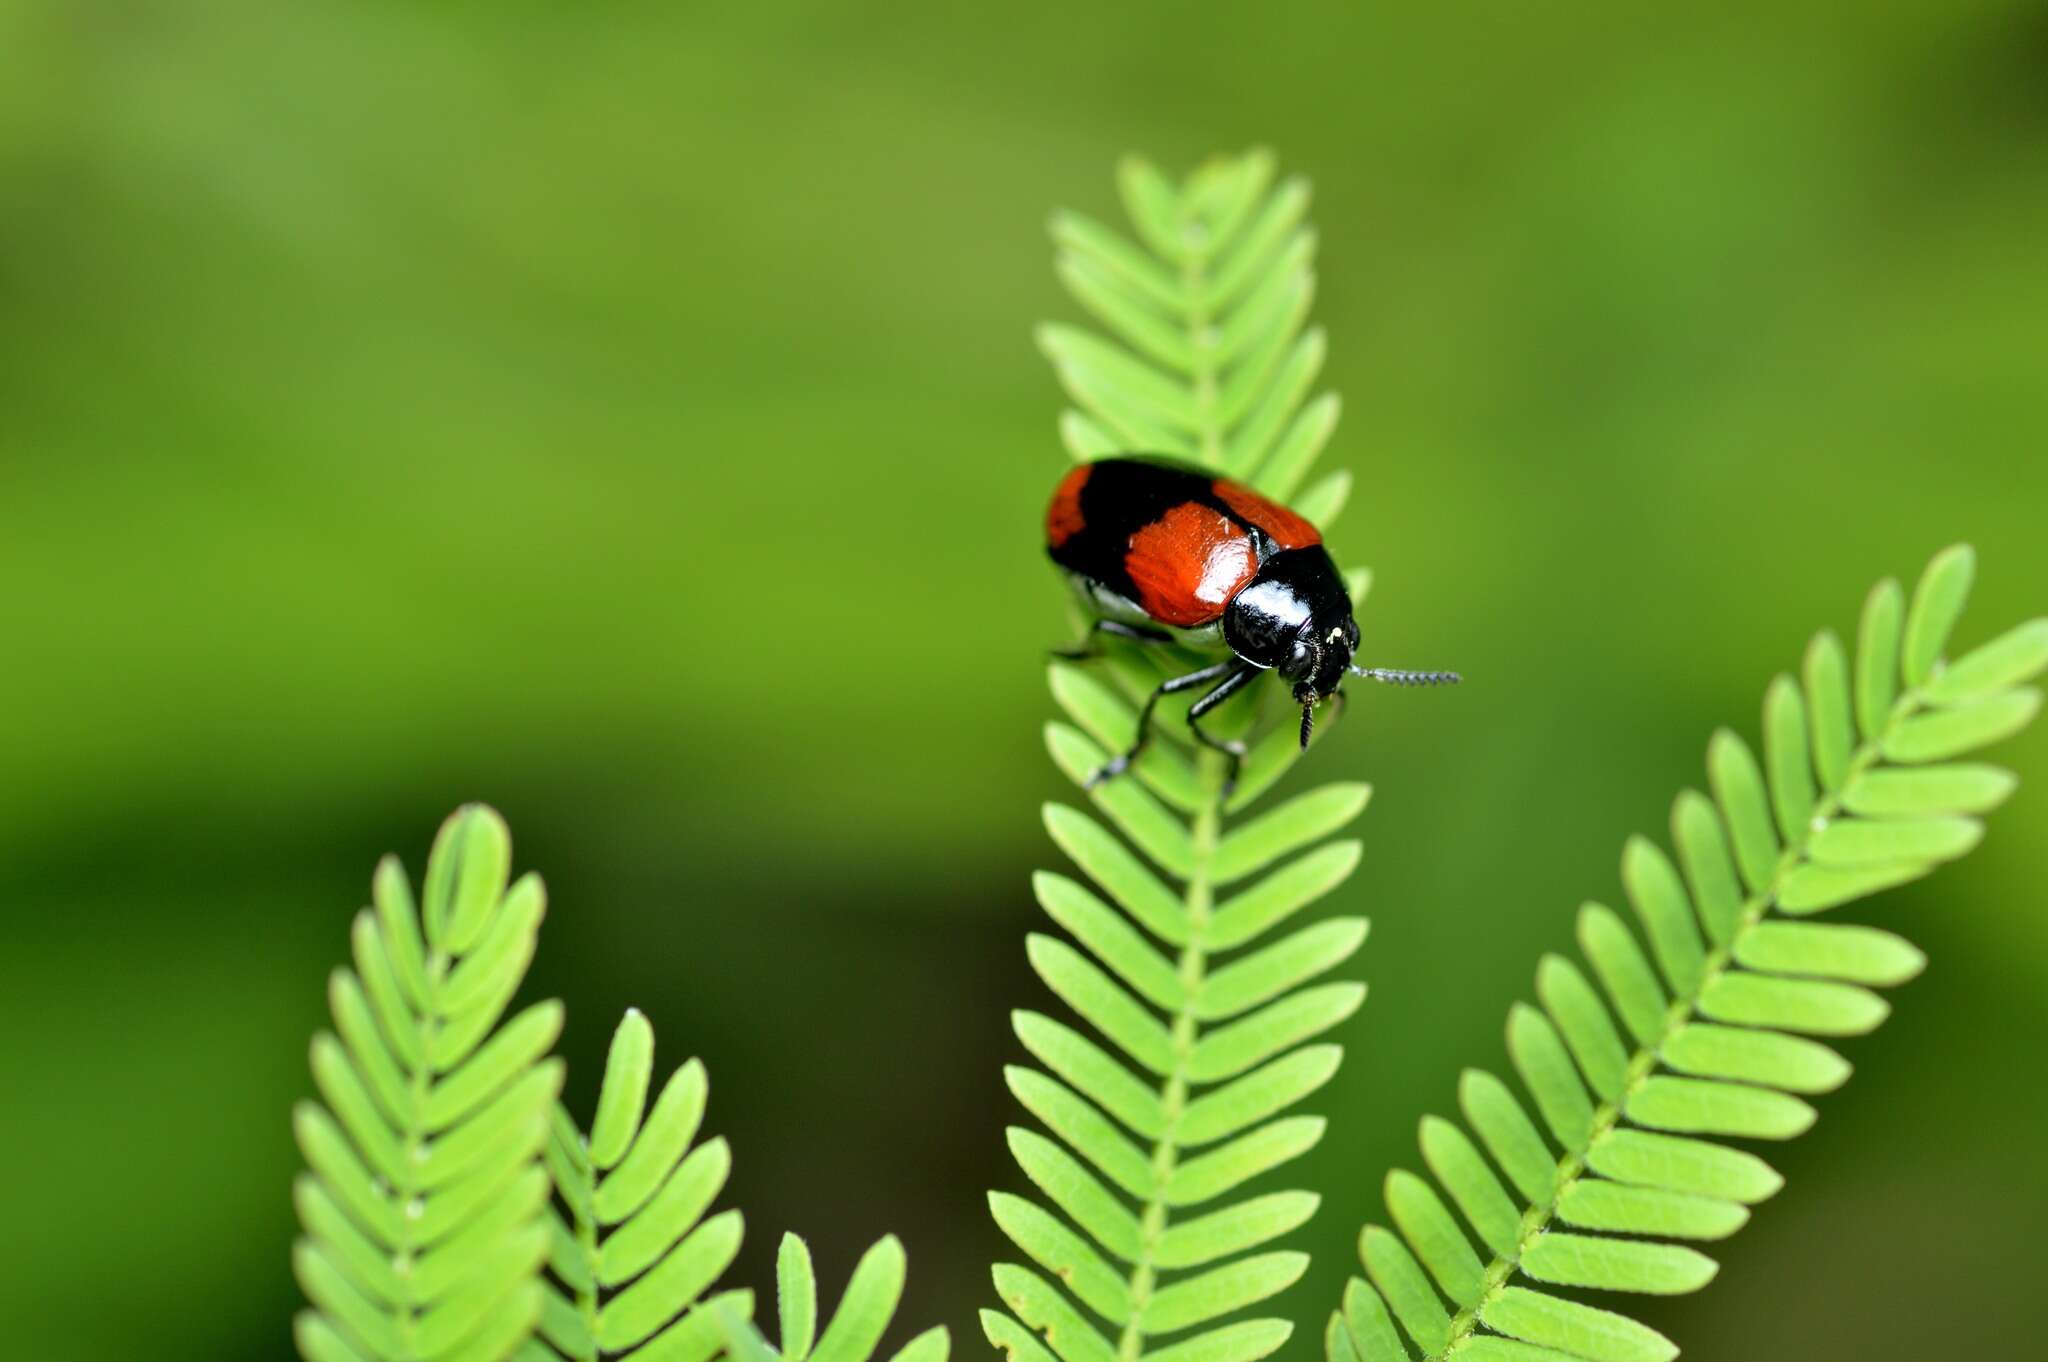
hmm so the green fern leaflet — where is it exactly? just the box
[717,1234,951,1362]
[527,1009,748,1362]
[530,1008,953,1362]
[987,150,1386,1362]
[293,805,565,1362]
[1328,546,2045,1362]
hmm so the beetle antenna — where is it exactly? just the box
[1348,666,1462,686]
[1299,702,1315,750]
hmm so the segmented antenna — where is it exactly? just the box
[1349,666,1463,686]
[1299,702,1315,750]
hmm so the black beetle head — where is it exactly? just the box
[1277,615,1360,705]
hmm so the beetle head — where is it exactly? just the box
[1277,616,1360,706]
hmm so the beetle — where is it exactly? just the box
[1045,455,1458,790]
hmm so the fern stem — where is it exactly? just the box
[1183,241,1222,467]
[394,950,451,1361]
[1115,761,1224,1362]
[1429,687,1934,1359]
[1108,205,1239,1359]
[1108,206,1236,1358]
[573,1189,600,1359]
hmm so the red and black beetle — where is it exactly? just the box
[1046,455,1458,789]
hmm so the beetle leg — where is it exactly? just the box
[1085,658,1241,789]
[1185,662,1263,795]
[1052,618,1175,661]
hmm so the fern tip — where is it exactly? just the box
[1620,832,1660,869]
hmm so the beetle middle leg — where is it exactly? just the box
[1085,658,1241,789]
[1185,661,1262,795]
[1053,618,1174,661]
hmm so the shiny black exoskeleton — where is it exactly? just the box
[1223,544,1365,708]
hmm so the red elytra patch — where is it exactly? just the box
[1046,463,1091,547]
[1125,502,1258,626]
[1213,479,1321,549]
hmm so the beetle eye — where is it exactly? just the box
[1282,639,1315,680]
[1345,619,1361,650]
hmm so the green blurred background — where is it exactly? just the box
[4,0,2045,1357]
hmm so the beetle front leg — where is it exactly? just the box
[1085,658,1241,789]
[1185,662,1262,796]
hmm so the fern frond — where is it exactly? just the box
[718,1234,950,1362]
[294,804,565,1362]
[534,1014,950,1362]
[1330,545,2045,1362]
[991,150,1373,1362]
[528,1010,747,1362]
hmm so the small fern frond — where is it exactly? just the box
[1043,147,1344,512]
[528,1010,746,1362]
[1329,545,2045,1362]
[294,804,565,1362]
[991,151,1372,1362]
[717,1234,950,1362]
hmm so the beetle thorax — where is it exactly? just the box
[1222,547,1358,699]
